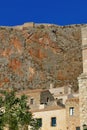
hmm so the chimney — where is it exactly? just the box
[68,85,72,94]
[50,83,54,89]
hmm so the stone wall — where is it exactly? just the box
[14,22,35,29]
[66,98,80,130]
[17,89,41,111]
[16,89,55,111]
[78,26,87,130]
[78,74,87,130]
[40,90,54,104]
[33,108,66,130]
[81,27,87,73]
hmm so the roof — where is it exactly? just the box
[16,89,50,96]
[31,105,65,113]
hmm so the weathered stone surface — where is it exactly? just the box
[66,98,80,130]
[78,73,87,130]
[0,23,85,91]
[78,26,87,130]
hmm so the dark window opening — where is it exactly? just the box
[76,127,80,130]
[47,97,49,102]
[58,98,63,104]
[30,98,34,105]
[83,124,87,130]
[40,103,44,104]
[37,118,42,127]
[51,117,56,127]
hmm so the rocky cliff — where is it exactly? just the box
[0,23,85,91]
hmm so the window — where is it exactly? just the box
[69,107,74,116]
[59,98,63,104]
[76,127,80,130]
[60,92,63,94]
[83,124,87,130]
[30,98,34,105]
[47,97,49,102]
[51,117,56,126]
[37,118,42,127]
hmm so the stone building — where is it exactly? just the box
[33,106,66,130]
[16,86,80,130]
[14,22,35,29]
[16,89,54,111]
[26,88,79,130]
[78,27,87,130]
[66,98,80,130]
[49,85,79,104]
[3,87,80,130]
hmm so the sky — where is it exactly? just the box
[0,0,87,26]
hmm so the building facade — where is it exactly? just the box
[33,107,66,130]
[66,98,80,130]
[20,87,79,130]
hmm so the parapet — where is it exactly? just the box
[66,97,79,103]
[23,22,35,28]
[14,22,35,30]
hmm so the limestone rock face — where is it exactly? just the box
[0,23,84,91]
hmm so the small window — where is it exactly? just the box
[83,124,87,130]
[37,118,42,127]
[69,107,74,116]
[76,127,80,130]
[59,98,63,104]
[30,98,34,105]
[51,117,56,127]
[47,97,49,102]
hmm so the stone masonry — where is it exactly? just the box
[78,26,87,130]
[66,98,80,130]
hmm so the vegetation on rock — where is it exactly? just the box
[0,23,85,91]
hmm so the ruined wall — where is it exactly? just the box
[40,90,54,104]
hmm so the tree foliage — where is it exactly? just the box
[0,90,39,130]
